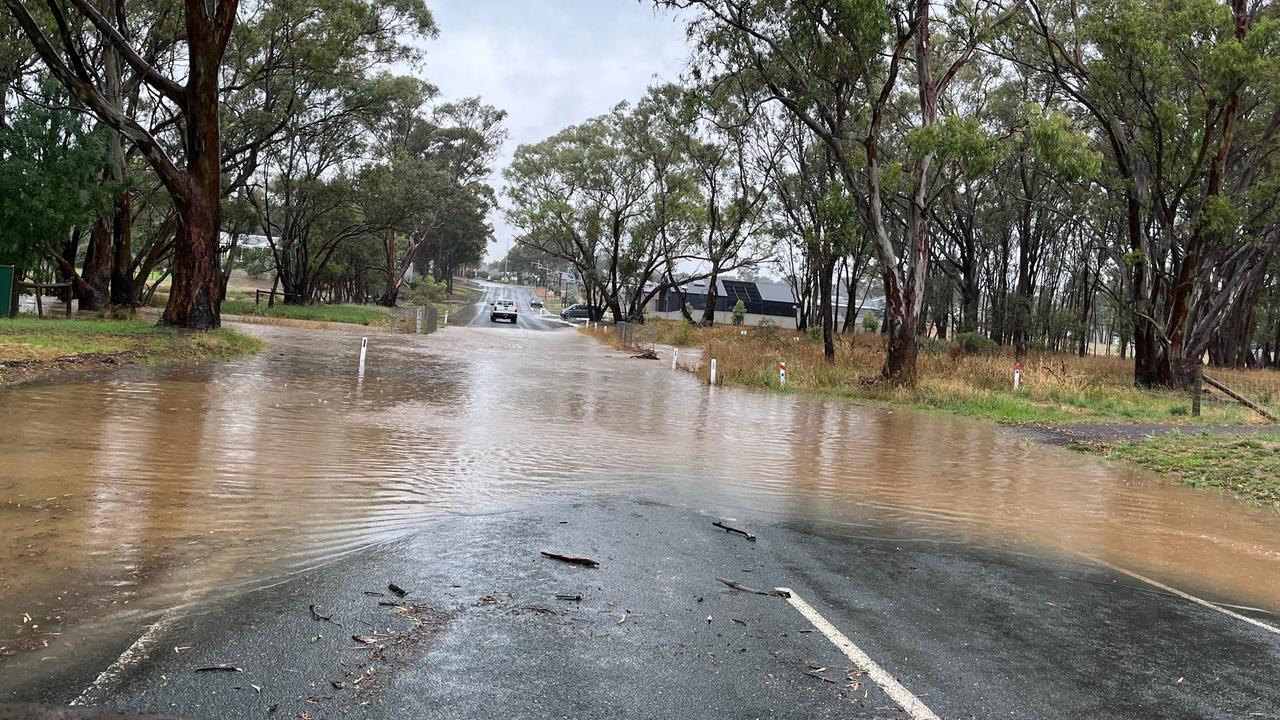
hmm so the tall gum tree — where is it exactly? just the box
[5,0,239,329]
[664,0,1027,384]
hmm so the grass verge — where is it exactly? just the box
[1074,433,1280,511]
[222,300,391,326]
[0,316,262,385]
[584,319,1258,426]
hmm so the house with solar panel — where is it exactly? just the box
[648,278,800,328]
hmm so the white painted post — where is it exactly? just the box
[359,337,368,374]
[444,312,449,326]
[672,347,679,370]
[710,358,718,385]
[779,361,787,385]
[415,308,423,334]
[1013,361,1022,392]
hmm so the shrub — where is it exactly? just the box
[240,247,274,279]
[953,331,999,355]
[807,324,822,342]
[402,278,447,306]
[731,299,746,326]
[918,335,950,356]
[861,313,879,333]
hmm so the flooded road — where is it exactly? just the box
[2,321,1279,694]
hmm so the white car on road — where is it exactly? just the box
[490,298,519,324]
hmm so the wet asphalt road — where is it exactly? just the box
[460,282,568,332]
[21,499,1280,719]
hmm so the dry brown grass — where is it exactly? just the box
[587,319,1262,425]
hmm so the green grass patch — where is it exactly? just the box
[222,300,390,326]
[0,316,262,371]
[1080,432,1280,510]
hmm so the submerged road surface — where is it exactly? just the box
[1,314,1278,718]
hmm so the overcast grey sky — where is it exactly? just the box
[417,1,691,263]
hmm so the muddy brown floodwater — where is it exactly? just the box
[2,322,1279,694]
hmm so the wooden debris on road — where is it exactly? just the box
[387,583,409,597]
[712,521,757,541]
[715,577,791,598]
[555,593,585,601]
[309,604,341,626]
[194,664,243,673]
[540,551,599,568]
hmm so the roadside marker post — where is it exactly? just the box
[415,308,423,334]
[672,348,679,370]
[710,358,718,385]
[779,362,787,385]
[444,312,448,327]
[359,337,368,374]
[1013,361,1022,392]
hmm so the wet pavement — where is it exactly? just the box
[2,299,1279,717]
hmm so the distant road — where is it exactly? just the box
[465,281,567,331]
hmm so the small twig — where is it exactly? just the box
[806,670,836,684]
[715,577,791,598]
[540,551,599,568]
[387,583,409,597]
[712,521,757,542]
[195,664,243,673]
[555,593,585,602]
[310,604,342,627]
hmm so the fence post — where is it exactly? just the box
[1192,364,1203,417]
[710,358,718,385]
[358,337,368,375]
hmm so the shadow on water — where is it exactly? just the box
[1,321,1278,692]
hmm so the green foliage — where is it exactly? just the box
[918,336,950,356]
[402,278,447,306]
[731,299,746,326]
[240,248,275,279]
[0,85,115,268]
[861,313,879,333]
[806,324,822,342]
[953,331,999,355]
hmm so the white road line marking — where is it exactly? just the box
[1086,558,1280,636]
[70,609,180,706]
[777,587,942,720]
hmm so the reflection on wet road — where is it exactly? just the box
[2,318,1279,691]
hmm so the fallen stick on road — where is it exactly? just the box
[387,583,409,597]
[712,521,757,541]
[555,593,585,601]
[194,665,243,673]
[310,604,342,626]
[716,577,791,598]
[540,551,600,568]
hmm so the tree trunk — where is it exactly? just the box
[819,259,836,361]
[161,21,224,330]
[80,216,113,310]
[700,267,719,326]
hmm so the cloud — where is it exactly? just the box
[415,0,691,262]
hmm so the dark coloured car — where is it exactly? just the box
[560,304,602,320]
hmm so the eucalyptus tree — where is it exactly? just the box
[672,83,778,326]
[372,96,506,306]
[664,0,1028,383]
[506,99,690,323]
[5,0,246,328]
[1023,0,1280,386]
